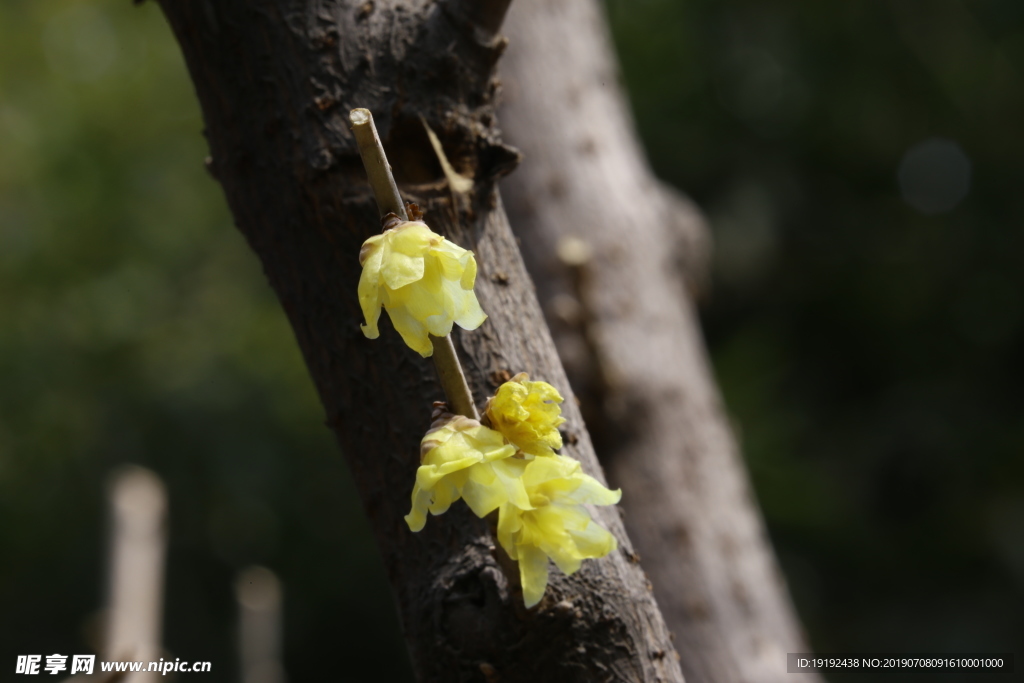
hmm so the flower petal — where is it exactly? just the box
[497,503,524,559]
[487,377,567,457]
[460,252,478,290]
[357,241,385,339]
[406,419,519,531]
[453,290,487,331]
[568,520,618,560]
[404,482,431,532]
[462,457,530,518]
[431,239,469,280]
[519,545,550,609]
[358,220,487,356]
[389,222,436,255]
[564,473,622,507]
[380,251,425,290]
[385,302,433,357]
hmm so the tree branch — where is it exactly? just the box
[156,1,682,680]
[350,108,408,221]
[429,334,479,419]
[351,107,478,419]
[499,1,817,681]
[449,0,514,39]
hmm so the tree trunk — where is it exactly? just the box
[498,2,819,682]
[155,1,682,681]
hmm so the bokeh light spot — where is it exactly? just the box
[897,138,972,215]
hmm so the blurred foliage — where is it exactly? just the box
[607,0,1024,676]
[2,0,1022,681]
[0,0,409,680]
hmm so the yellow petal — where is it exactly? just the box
[521,454,579,490]
[404,482,431,532]
[405,420,517,531]
[397,236,476,335]
[389,222,436,255]
[462,424,516,457]
[417,455,480,485]
[453,290,487,331]
[526,505,573,549]
[496,503,524,559]
[385,302,433,357]
[549,547,582,577]
[357,240,385,339]
[407,461,473,529]
[545,501,592,532]
[565,473,622,506]
[500,453,621,605]
[487,376,567,457]
[380,251,425,290]
[358,220,487,356]
[527,378,565,403]
[519,545,550,609]
[396,258,450,336]
[431,257,486,333]
[568,520,618,560]
[462,457,529,518]
[431,239,470,280]
[427,473,467,515]
[460,252,478,290]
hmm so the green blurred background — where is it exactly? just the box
[1,0,1021,681]
[607,0,1024,674]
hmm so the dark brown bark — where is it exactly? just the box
[499,1,820,682]
[155,1,682,681]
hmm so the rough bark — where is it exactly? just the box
[499,2,819,682]
[155,1,683,681]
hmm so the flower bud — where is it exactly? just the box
[485,373,567,457]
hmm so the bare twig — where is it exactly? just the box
[421,117,473,194]
[430,335,479,419]
[350,108,408,221]
[351,108,479,419]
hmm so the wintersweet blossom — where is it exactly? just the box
[496,455,621,608]
[405,414,530,532]
[359,220,486,357]
[485,373,567,457]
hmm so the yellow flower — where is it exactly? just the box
[485,373,567,457]
[359,221,486,357]
[405,415,531,532]
[496,455,621,608]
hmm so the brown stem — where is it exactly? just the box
[350,108,408,221]
[351,108,478,419]
[429,334,479,420]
